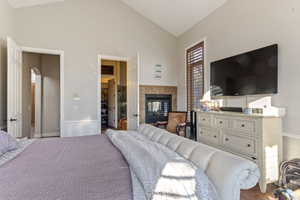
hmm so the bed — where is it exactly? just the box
[0,124,260,200]
[0,135,133,200]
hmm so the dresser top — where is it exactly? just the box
[198,110,281,118]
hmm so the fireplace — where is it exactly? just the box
[145,94,172,124]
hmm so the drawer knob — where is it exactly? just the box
[202,118,206,121]
[247,144,251,147]
[251,157,257,160]
[219,121,223,124]
[214,135,217,138]
[241,124,245,127]
[225,138,229,141]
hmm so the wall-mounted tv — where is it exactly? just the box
[210,44,278,96]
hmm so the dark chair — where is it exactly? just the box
[156,111,188,137]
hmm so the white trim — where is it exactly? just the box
[283,133,300,140]
[21,46,65,137]
[97,55,129,133]
[99,55,128,62]
[185,37,207,51]
[136,53,140,128]
[21,47,64,56]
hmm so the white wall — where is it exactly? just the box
[14,0,178,131]
[177,0,300,159]
[0,0,14,130]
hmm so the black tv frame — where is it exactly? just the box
[210,44,278,97]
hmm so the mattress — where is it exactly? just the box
[0,135,133,200]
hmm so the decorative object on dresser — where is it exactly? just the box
[197,111,283,193]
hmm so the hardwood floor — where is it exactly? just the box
[241,185,300,200]
[241,185,277,200]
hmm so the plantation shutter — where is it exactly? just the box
[187,42,205,111]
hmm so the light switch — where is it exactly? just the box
[73,93,80,101]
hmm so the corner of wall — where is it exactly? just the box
[0,39,8,129]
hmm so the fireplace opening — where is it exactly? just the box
[145,94,172,124]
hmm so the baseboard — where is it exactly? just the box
[62,120,100,137]
[41,132,60,137]
[283,132,300,140]
[33,134,42,138]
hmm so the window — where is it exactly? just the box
[186,41,205,111]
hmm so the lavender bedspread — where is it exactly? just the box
[0,135,133,200]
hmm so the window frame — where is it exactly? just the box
[186,40,206,111]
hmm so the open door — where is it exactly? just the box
[7,37,22,138]
[127,54,139,130]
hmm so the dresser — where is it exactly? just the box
[197,111,283,193]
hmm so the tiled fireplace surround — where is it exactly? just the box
[139,85,177,123]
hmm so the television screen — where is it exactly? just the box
[210,44,278,96]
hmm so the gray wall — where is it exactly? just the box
[177,0,300,160]
[14,0,178,123]
[0,0,14,130]
[41,54,60,136]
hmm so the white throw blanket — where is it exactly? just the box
[107,130,219,200]
[0,138,35,167]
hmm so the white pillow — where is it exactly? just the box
[0,131,18,155]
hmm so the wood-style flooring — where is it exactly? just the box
[241,185,277,200]
[241,185,300,200]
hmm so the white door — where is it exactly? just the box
[127,54,139,130]
[7,37,22,138]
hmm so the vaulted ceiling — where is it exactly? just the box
[7,0,227,37]
[120,0,227,36]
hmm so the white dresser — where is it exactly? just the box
[197,111,283,193]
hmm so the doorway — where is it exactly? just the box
[7,37,64,138]
[22,52,61,138]
[98,54,140,132]
[100,59,127,131]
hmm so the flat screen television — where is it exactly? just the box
[210,44,278,96]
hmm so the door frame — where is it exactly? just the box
[97,55,128,133]
[21,46,65,137]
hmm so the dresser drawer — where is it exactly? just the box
[214,117,229,129]
[198,128,220,145]
[232,119,255,133]
[198,114,212,126]
[222,134,256,156]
